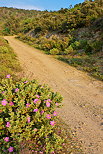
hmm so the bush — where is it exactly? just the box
[79,40,88,49]
[2,28,10,35]
[84,44,92,54]
[64,45,74,55]
[0,46,10,54]
[71,41,80,50]
[50,48,60,55]
[0,76,63,153]
[90,41,103,53]
[79,40,92,54]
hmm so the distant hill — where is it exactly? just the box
[0,0,103,35]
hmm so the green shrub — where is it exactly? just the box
[79,40,92,54]
[64,45,74,55]
[0,76,63,153]
[50,48,60,55]
[79,40,88,49]
[41,42,52,51]
[71,41,80,50]
[84,44,92,54]
[0,46,10,54]
[2,27,10,35]
[90,41,103,53]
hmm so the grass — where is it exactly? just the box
[57,53,103,81]
[0,37,22,80]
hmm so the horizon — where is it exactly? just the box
[0,0,85,11]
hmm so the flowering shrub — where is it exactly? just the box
[64,45,74,55]
[50,48,60,55]
[0,75,63,153]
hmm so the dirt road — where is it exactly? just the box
[5,36,103,154]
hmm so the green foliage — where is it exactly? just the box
[84,44,92,54]
[64,45,74,55]
[50,48,60,55]
[17,34,71,55]
[0,37,21,80]
[0,76,63,153]
[0,46,10,53]
[90,41,103,53]
[2,27,10,35]
[58,53,103,81]
[71,41,80,50]
[0,0,102,35]
[79,40,88,49]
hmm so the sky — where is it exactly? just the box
[0,0,85,11]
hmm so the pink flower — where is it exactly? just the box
[55,103,59,106]
[53,111,57,116]
[2,91,5,94]
[47,99,52,102]
[50,121,56,126]
[33,128,37,132]
[1,99,8,106]
[9,102,14,106]
[46,114,51,119]
[8,146,14,152]
[36,95,40,98]
[24,81,28,83]
[33,99,39,104]
[4,137,9,142]
[6,74,10,78]
[26,103,30,108]
[40,110,44,115]
[27,117,30,123]
[46,102,50,107]
[6,122,10,127]
[15,88,19,92]
[33,109,38,112]
[39,152,43,154]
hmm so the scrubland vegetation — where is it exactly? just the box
[0,0,103,153]
[0,38,82,153]
[0,37,82,153]
[0,37,21,79]
[0,0,103,80]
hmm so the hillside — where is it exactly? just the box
[0,0,103,80]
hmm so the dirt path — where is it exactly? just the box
[5,36,103,154]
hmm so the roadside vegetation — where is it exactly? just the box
[0,76,82,154]
[0,37,21,80]
[0,38,82,153]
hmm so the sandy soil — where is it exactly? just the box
[4,36,103,154]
